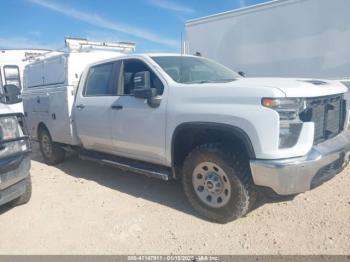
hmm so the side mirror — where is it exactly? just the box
[238,71,246,77]
[134,71,151,89]
[1,84,22,104]
[133,71,161,108]
[133,87,157,99]
[133,71,157,99]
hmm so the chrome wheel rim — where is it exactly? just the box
[192,162,231,208]
[41,134,52,157]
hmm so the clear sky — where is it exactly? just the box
[0,0,267,52]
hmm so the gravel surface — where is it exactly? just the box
[0,147,349,254]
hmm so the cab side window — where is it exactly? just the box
[4,65,21,90]
[84,62,117,96]
[121,59,164,96]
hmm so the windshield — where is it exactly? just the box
[151,56,240,84]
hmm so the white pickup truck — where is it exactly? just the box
[23,54,350,223]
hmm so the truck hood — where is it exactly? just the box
[233,77,348,97]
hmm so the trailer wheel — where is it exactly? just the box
[39,128,65,165]
[182,143,256,223]
[10,175,32,206]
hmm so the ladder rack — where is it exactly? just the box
[22,37,136,62]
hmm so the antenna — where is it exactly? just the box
[181,32,183,55]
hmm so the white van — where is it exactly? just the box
[0,49,50,112]
[22,38,135,144]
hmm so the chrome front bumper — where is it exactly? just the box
[250,130,350,195]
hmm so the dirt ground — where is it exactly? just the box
[0,145,349,255]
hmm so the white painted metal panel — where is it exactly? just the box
[186,0,350,79]
[42,55,67,86]
[25,62,44,88]
[22,50,125,146]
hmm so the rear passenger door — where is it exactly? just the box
[74,61,121,154]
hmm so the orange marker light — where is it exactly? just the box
[262,98,275,108]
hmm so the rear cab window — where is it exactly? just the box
[83,62,120,97]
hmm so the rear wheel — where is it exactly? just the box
[182,143,256,223]
[10,176,32,206]
[39,128,65,165]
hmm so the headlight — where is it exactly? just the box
[262,98,305,149]
[0,116,28,158]
[0,117,21,139]
[262,98,304,120]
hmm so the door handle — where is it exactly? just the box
[111,105,123,110]
[76,104,85,109]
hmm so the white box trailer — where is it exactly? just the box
[185,0,350,84]
[0,49,50,112]
[22,38,135,145]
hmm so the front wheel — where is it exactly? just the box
[39,128,65,165]
[182,144,256,223]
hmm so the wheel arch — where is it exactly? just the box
[37,122,50,139]
[171,122,256,179]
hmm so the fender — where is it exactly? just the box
[171,122,256,165]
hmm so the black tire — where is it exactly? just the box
[39,128,65,165]
[10,176,32,206]
[182,143,256,223]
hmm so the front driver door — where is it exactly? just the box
[111,58,167,165]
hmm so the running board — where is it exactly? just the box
[78,150,172,181]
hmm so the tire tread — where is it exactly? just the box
[182,143,256,223]
[39,128,65,165]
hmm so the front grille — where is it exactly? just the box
[299,94,347,144]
